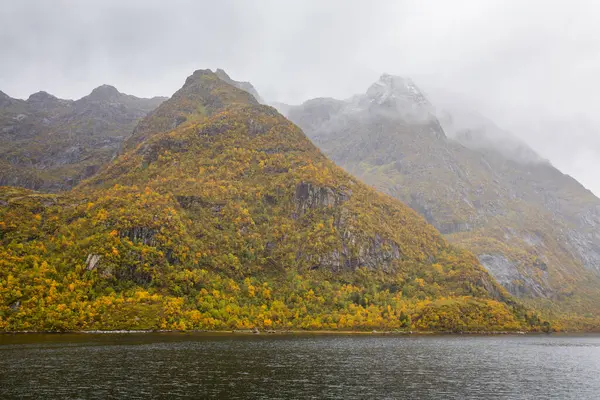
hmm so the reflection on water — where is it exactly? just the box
[1,333,599,399]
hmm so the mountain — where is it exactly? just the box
[285,74,600,328]
[0,70,541,332]
[0,86,166,192]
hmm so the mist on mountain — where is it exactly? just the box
[2,0,599,196]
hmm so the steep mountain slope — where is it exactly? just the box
[0,86,166,191]
[0,70,539,332]
[286,74,600,327]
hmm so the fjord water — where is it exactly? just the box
[1,334,599,399]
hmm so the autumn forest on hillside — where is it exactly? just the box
[1,69,599,334]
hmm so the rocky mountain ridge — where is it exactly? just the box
[0,86,166,191]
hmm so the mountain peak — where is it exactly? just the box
[181,68,262,103]
[25,91,70,112]
[176,69,259,110]
[182,69,215,87]
[87,84,121,101]
[366,74,429,107]
[124,69,259,149]
[27,91,59,103]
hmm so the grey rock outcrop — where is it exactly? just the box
[294,181,349,216]
[86,254,102,271]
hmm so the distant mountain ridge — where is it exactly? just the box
[285,74,600,327]
[0,86,166,191]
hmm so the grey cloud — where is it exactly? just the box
[1,0,599,194]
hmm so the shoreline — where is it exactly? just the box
[0,329,554,336]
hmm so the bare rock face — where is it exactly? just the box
[292,181,402,271]
[307,234,402,272]
[294,182,349,216]
[86,254,102,271]
[566,228,600,274]
[479,254,549,298]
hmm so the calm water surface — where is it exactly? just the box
[1,333,599,399]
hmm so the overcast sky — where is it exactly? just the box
[1,0,599,195]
